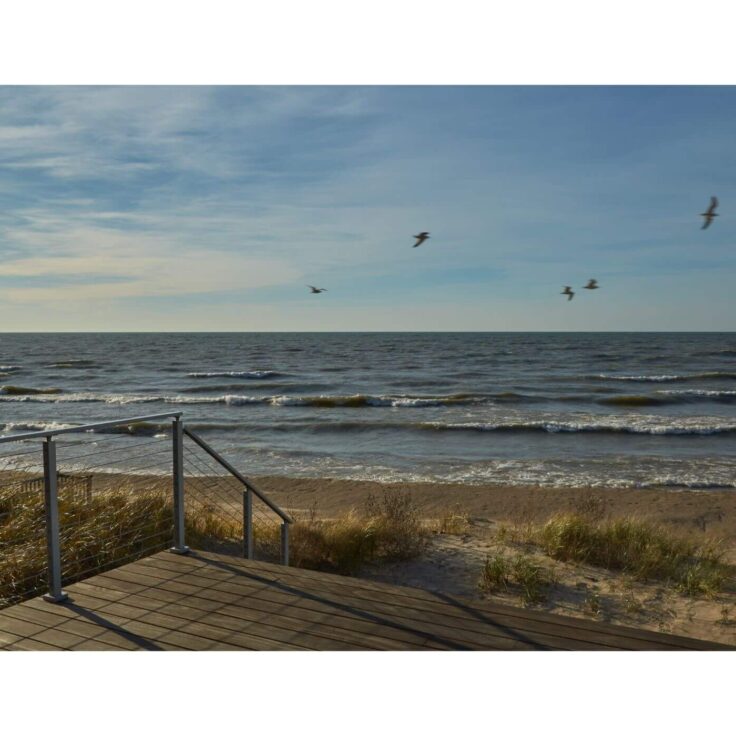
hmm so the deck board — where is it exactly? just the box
[0,549,731,651]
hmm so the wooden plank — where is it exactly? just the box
[0,630,22,647]
[69,639,129,651]
[0,615,49,639]
[156,629,243,651]
[1,603,70,629]
[89,628,155,651]
[55,618,127,641]
[30,628,88,650]
[8,638,64,651]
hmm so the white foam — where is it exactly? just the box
[188,370,281,378]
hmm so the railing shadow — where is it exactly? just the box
[63,600,165,651]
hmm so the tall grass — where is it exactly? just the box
[537,513,732,597]
[479,551,552,606]
[253,489,429,574]
[0,483,175,608]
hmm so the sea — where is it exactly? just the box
[1,332,736,490]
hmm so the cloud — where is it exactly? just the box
[0,221,300,303]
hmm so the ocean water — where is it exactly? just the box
[1,332,736,490]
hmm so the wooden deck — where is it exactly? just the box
[0,549,730,651]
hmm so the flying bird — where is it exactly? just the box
[561,286,574,301]
[583,279,599,290]
[307,285,327,294]
[700,196,719,229]
[413,232,430,247]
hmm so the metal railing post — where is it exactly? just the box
[170,417,190,555]
[280,522,290,566]
[43,438,68,603]
[243,488,254,559]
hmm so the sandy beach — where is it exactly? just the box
[255,476,736,539]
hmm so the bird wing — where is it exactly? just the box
[568,292,574,301]
[711,196,718,211]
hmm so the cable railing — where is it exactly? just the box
[183,427,293,564]
[0,412,292,609]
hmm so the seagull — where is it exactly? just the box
[700,196,719,230]
[583,279,599,290]
[307,285,327,294]
[561,286,574,301]
[413,232,430,248]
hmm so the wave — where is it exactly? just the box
[638,479,736,490]
[46,360,97,368]
[188,370,285,379]
[659,389,736,397]
[0,385,63,396]
[597,395,673,407]
[0,391,485,408]
[417,419,736,436]
[180,382,330,394]
[99,421,170,436]
[587,372,736,383]
[267,393,482,408]
[0,420,78,435]
[186,415,736,438]
[690,349,736,357]
[657,389,736,403]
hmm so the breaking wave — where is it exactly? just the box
[187,370,285,379]
[46,360,97,369]
[0,421,77,435]
[587,372,736,383]
[417,419,736,436]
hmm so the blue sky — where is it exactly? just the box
[0,86,734,331]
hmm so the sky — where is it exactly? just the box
[0,85,735,332]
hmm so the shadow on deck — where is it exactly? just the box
[0,550,730,651]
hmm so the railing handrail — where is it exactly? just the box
[0,412,183,445]
[183,426,293,524]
